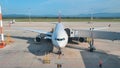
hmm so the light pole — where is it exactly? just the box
[28,8,31,24]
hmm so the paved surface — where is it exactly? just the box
[0,21,120,68]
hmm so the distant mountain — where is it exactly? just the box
[3,14,28,18]
[78,13,120,17]
[3,13,120,18]
[3,14,57,18]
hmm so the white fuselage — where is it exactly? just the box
[52,23,68,48]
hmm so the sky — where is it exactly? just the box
[0,0,120,16]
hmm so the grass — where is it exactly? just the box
[3,18,120,22]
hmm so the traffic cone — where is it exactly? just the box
[99,60,103,68]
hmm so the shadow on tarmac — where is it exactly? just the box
[66,44,120,68]
[80,50,120,68]
[9,35,54,56]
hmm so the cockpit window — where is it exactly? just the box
[55,38,65,41]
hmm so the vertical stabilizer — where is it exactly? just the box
[58,11,61,23]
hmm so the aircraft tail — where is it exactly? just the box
[58,12,61,23]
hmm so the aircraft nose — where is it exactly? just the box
[57,42,66,48]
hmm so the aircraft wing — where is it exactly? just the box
[13,27,52,36]
[70,29,120,41]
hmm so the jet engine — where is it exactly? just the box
[35,33,46,43]
[64,28,70,37]
[35,36,41,42]
[79,37,92,43]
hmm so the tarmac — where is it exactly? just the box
[0,21,120,68]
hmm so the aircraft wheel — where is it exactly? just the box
[90,48,94,52]
[58,50,62,55]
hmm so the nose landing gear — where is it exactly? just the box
[57,48,62,55]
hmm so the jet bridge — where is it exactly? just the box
[69,29,120,41]
[66,28,120,52]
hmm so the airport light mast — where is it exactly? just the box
[90,9,93,23]
[28,8,31,24]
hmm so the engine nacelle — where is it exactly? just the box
[79,37,92,43]
[35,33,46,43]
[79,37,86,42]
[35,37,41,42]
[64,28,70,37]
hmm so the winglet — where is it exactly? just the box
[58,11,61,23]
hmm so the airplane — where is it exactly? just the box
[20,14,69,54]
[17,14,120,55]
